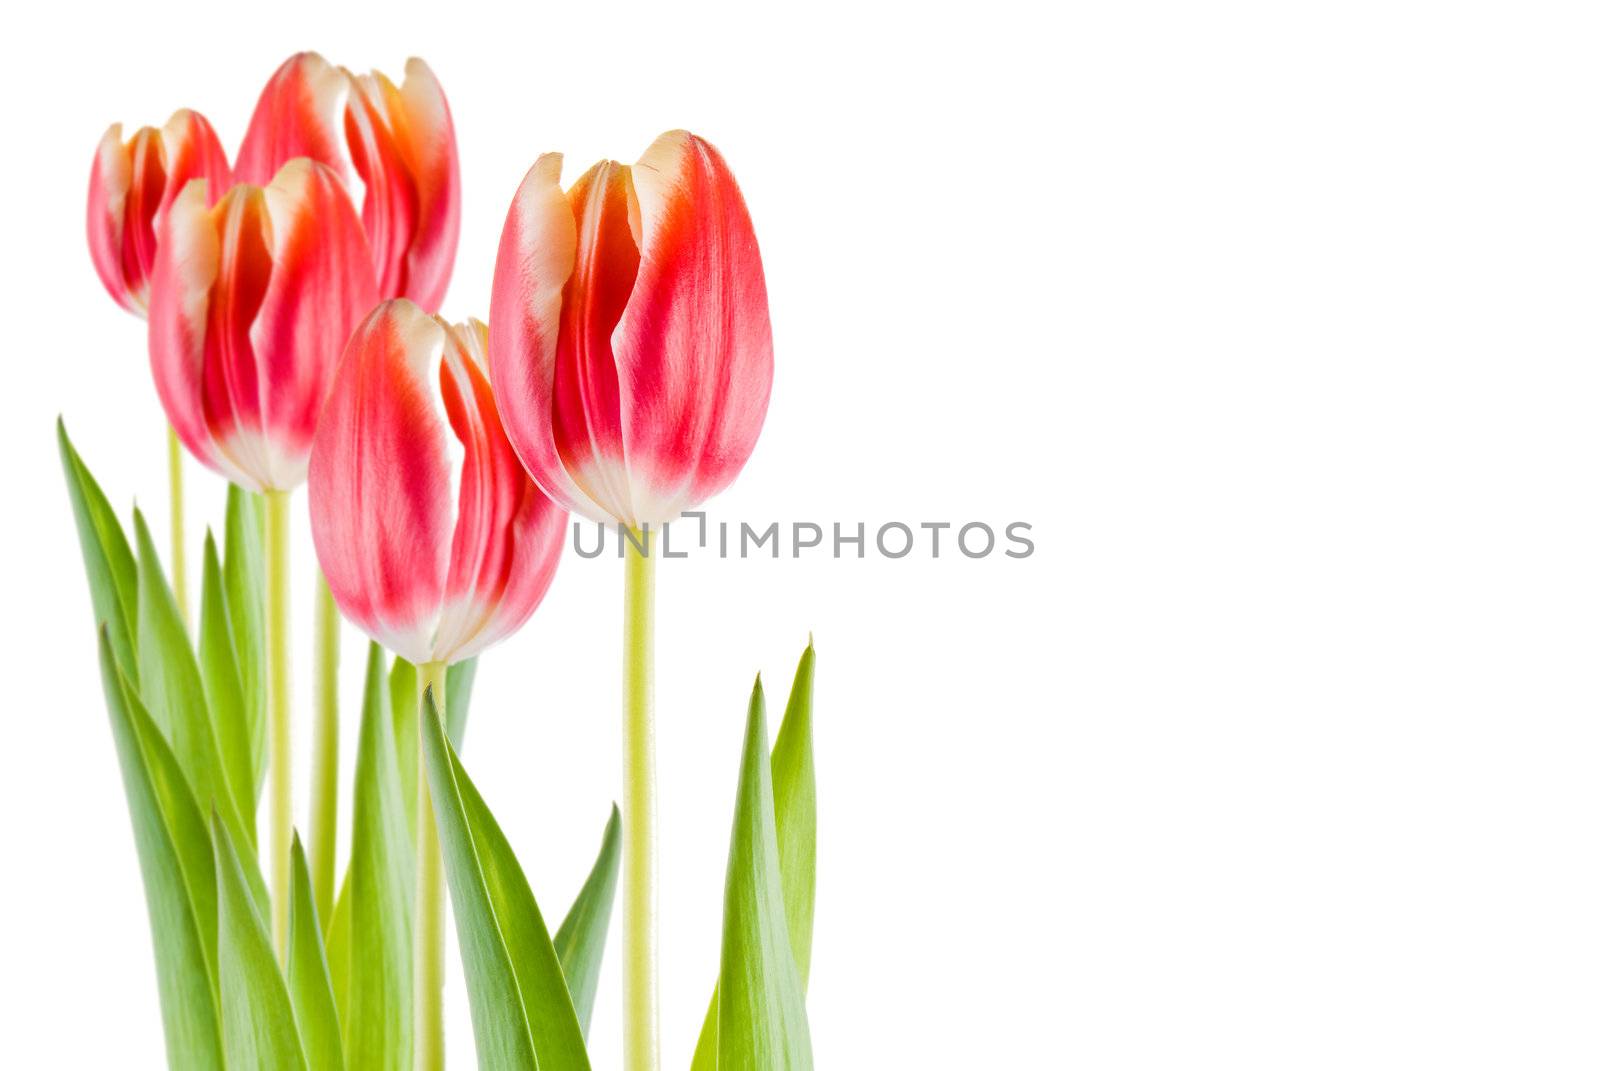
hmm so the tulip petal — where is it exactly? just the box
[432,322,566,663]
[235,52,350,186]
[87,124,138,312]
[308,301,452,664]
[490,154,612,520]
[249,159,379,488]
[352,59,459,311]
[617,131,773,523]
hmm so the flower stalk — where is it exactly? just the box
[166,424,187,628]
[309,573,340,921]
[623,531,658,1071]
[265,488,292,961]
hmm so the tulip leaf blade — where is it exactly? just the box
[342,643,414,1068]
[58,419,139,681]
[392,655,476,839]
[287,836,345,1071]
[552,804,622,1037]
[421,690,591,1071]
[132,509,267,914]
[224,486,267,800]
[692,642,818,1070]
[198,531,255,846]
[214,811,309,1071]
[96,629,224,1071]
[716,675,814,1071]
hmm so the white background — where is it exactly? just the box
[4,1,1598,1067]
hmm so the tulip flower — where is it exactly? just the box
[88,110,232,317]
[86,108,231,622]
[308,298,567,1066]
[489,129,772,1071]
[236,51,461,313]
[148,155,377,957]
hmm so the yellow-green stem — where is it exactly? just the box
[623,531,658,1071]
[265,488,292,962]
[166,424,188,629]
[309,573,340,923]
[414,660,448,1071]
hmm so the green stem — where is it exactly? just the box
[309,573,340,924]
[167,424,188,630]
[414,660,448,1071]
[623,530,658,1071]
[265,488,292,962]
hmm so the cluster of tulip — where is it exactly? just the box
[66,51,814,1071]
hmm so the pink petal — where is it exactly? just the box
[234,52,349,186]
[617,131,773,523]
[309,300,451,662]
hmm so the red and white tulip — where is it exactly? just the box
[147,159,377,492]
[489,130,774,528]
[308,300,567,666]
[236,51,461,313]
[87,110,232,316]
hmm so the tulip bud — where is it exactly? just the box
[308,300,567,666]
[87,110,231,316]
[148,159,378,492]
[236,51,461,313]
[489,131,774,529]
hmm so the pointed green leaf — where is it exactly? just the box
[96,630,223,1070]
[343,643,415,1068]
[324,871,352,1016]
[421,692,590,1071]
[692,643,817,1069]
[288,837,345,1071]
[59,420,139,681]
[224,486,267,800]
[716,678,813,1071]
[132,510,266,914]
[392,655,476,838]
[214,812,309,1071]
[198,531,255,846]
[553,805,621,1038]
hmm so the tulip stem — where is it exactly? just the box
[166,424,188,630]
[309,573,340,925]
[414,660,448,1071]
[623,530,658,1071]
[265,488,292,962]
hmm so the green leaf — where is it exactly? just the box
[716,677,813,1071]
[132,510,266,914]
[342,643,415,1068]
[392,655,476,839]
[692,642,817,1069]
[224,486,267,801]
[324,871,352,1016]
[552,805,621,1038]
[96,630,223,1071]
[214,812,309,1071]
[287,836,345,1071]
[421,691,590,1071]
[198,532,255,847]
[59,419,139,681]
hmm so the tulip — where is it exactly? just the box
[236,51,461,313]
[149,156,377,957]
[489,130,772,1071]
[308,299,567,1068]
[88,109,232,317]
[489,130,773,529]
[86,108,231,623]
